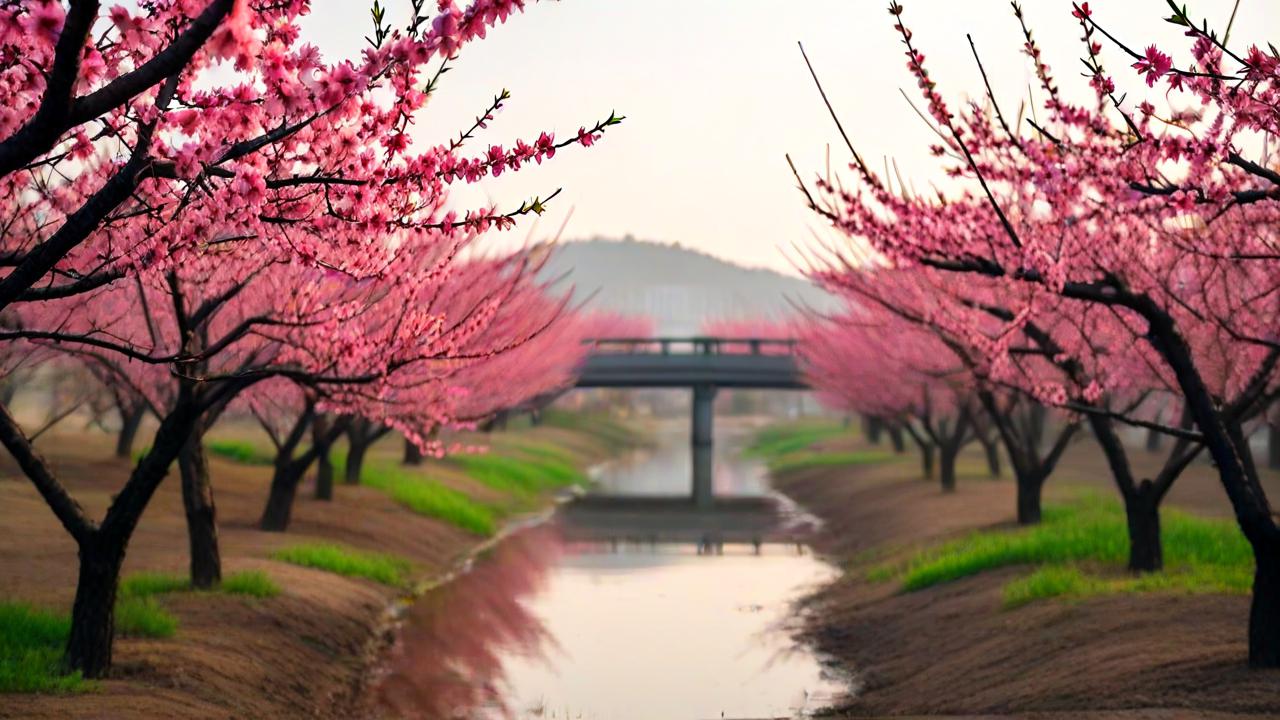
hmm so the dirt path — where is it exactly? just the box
[0,422,625,719]
[773,436,1280,718]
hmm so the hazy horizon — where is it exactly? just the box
[301,1,1278,276]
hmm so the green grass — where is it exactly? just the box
[509,440,578,466]
[448,451,586,497]
[746,421,848,459]
[1,568,282,695]
[354,458,497,535]
[869,494,1253,607]
[0,596,175,695]
[344,439,584,535]
[219,570,281,598]
[746,422,892,475]
[119,572,190,598]
[271,543,414,587]
[766,449,895,474]
[339,412,627,534]
[114,597,177,638]
[1002,564,1252,608]
[120,570,281,599]
[206,439,275,465]
[0,603,88,694]
[541,409,638,450]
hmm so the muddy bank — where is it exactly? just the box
[773,440,1280,718]
[0,420,628,720]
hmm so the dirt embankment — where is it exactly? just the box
[0,422,625,720]
[774,438,1280,719]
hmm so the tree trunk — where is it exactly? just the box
[115,407,145,459]
[402,436,423,466]
[939,444,959,492]
[178,435,220,588]
[313,416,334,500]
[982,437,1001,477]
[1249,536,1280,667]
[1124,484,1163,573]
[343,435,368,484]
[1269,423,1280,471]
[920,444,935,480]
[866,416,883,445]
[1015,473,1043,525]
[887,425,906,453]
[259,463,304,532]
[64,538,123,678]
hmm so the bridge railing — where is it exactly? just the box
[584,336,798,356]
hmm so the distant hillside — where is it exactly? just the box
[540,237,835,336]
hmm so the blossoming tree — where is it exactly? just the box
[0,0,620,677]
[795,1,1280,665]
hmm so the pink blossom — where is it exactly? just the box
[24,1,64,43]
[1243,45,1279,80]
[1132,44,1173,87]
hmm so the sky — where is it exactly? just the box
[301,1,1279,276]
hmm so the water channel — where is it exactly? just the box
[371,419,845,719]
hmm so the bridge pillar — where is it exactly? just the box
[692,384,717,507]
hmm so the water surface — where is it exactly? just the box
[374,419,844,719]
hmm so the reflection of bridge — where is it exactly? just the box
[555,496,814,552]
[574,338,809,506]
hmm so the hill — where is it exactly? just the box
[540,237,834,336]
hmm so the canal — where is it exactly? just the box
[370,419,845,719]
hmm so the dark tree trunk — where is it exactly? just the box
[402,436,423,466]
[866,416,883,445]
[1089,415,1165,573]
[1027,403,1047,450]
[64,538,123,678]
[939,444,959,492]
[1016,473,1043,525]
[0,374,209,679]
[115,407,145,459]
[259,462,304,532]
[887,425,906,453]
[313,416,334,500]
[178,435,220,588]
[1124,483,1163,572]
[345,435,370,483]
[981,437,1001,477]
[1269,423,1280,471]
[481,410,510,433]
[920,444,935,480]
[1249,537,1280,668]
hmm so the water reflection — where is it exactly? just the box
[590,422,770,498]
[373,527,562,719]
[372,419,844,719]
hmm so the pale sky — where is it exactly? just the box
[302,1,1278,276]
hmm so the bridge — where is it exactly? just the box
[574,337,808,506]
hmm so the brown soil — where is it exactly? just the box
[0,421,622,719]
[775,437,1280,718]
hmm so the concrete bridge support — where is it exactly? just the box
[692,384,717,507]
